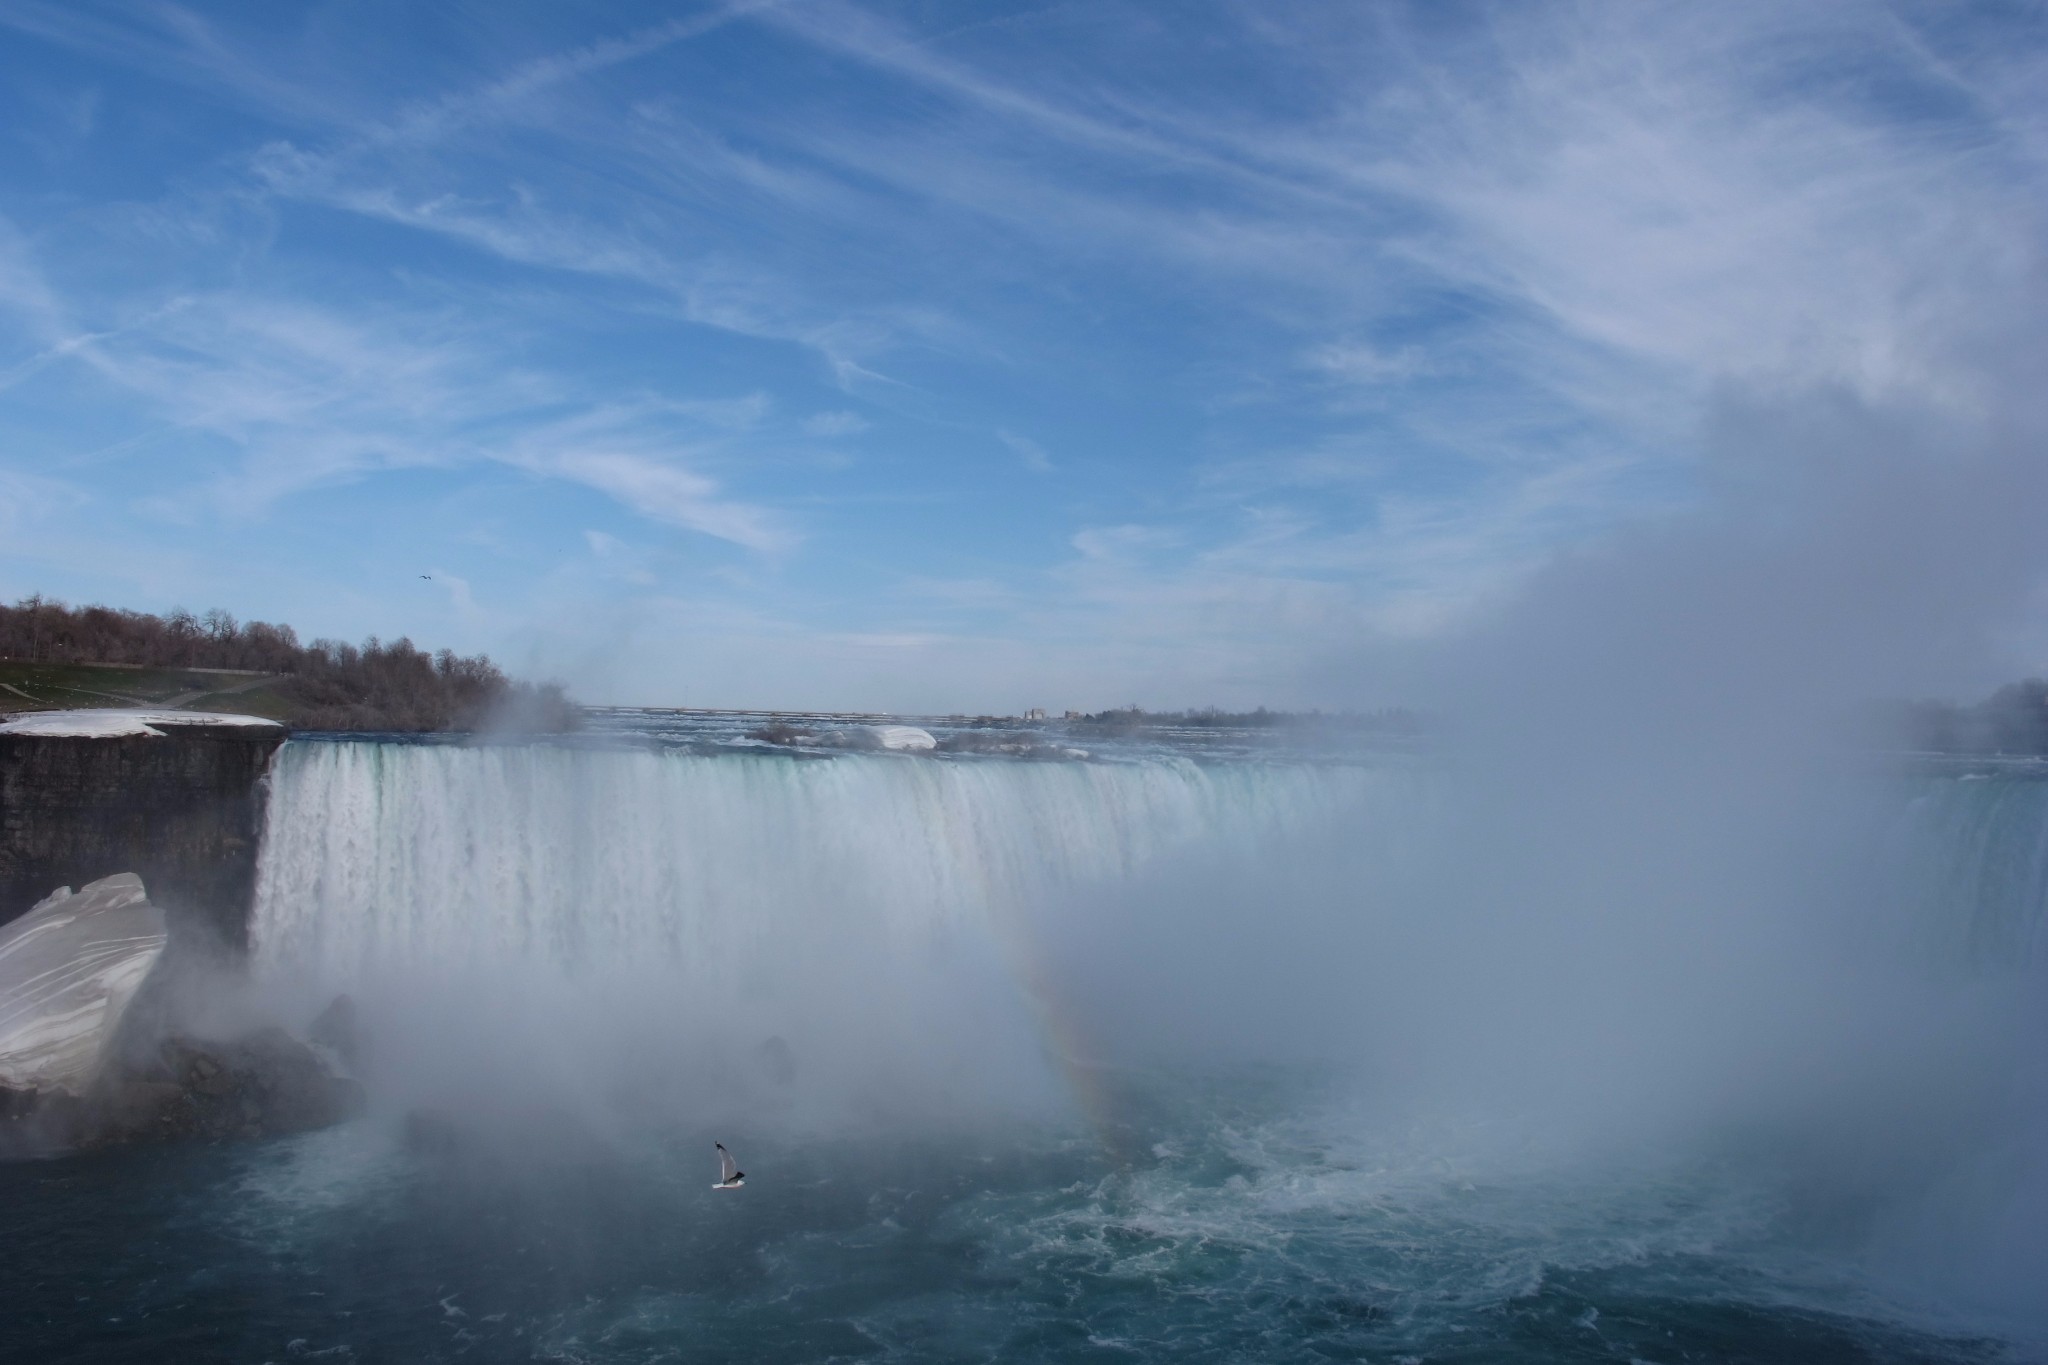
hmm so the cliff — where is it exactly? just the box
[0,711,284,948]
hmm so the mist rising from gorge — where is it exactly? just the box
[251,2,2048,1342]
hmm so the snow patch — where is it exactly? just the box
[0,708,282,738]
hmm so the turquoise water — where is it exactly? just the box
[1,1077,2011,1365]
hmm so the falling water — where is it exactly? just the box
[252,740,1395,981]
[248,740,1413,1132]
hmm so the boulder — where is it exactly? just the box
[1,1028,365,1156]
[144,1029,365,1141]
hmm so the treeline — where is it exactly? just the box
[1889,680,2048,756]
[1068,705,1433,733]
[0,596,576,733]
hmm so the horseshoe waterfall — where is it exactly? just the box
[9,737,2046,1363]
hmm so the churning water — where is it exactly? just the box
[5,737,2043,1363]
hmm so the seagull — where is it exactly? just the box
[714,1141,746,1189]
[420,574,432,580]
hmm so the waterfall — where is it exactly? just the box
[1882,774,2048,967]
[243,742,2046,1135]
[252,742,2048,983]
[247,741,1406,1120]
[252,742,1394,975]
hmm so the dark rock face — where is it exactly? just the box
[0,1027,364,1158]
[0,728,284,947]
[149,1029,365,1141]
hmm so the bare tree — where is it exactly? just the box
[0,596,577,733]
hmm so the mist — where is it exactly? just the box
[1207,352,2048,1327]
[977,333,2048,1330]
[200,339,2048,1346]
[234,669,2048,1343]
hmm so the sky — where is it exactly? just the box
[1,0,2045,712]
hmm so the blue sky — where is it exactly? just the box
[2,1,2045,711]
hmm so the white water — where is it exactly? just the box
[249,741,1406,1125]
[1883,775,2048,967]
[252,743,1395,974]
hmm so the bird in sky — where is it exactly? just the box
[714,1142,746,1189]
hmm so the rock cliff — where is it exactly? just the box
[0,710,284,947]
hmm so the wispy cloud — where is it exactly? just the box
[0,213,67,337]
[803,409,869,438]
[1306,340,1436,387]
[997,430,1054,473]
[0,0,360,127]
[2,245,788,550]
[0,1,2041,706]
[544,451,789,552]
[426,567,478,615]
[0,467,86,535]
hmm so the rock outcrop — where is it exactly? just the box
[0,709,284,946]
[1,1026,364,1158]
[0,870,362,1158]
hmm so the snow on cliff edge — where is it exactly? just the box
[0,708,282,738]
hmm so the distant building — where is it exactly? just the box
[1023,708,1047,722]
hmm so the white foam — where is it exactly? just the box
[0,707,282,738]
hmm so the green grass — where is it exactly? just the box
[0,661,292,720]
[176,683,300,721]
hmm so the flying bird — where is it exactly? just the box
[420,574,432,580]
[714,1142,745,1189]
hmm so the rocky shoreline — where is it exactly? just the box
[2,1025,364,1159]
